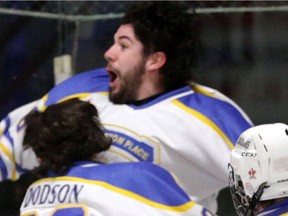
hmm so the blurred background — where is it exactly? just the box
[0,1,287,125]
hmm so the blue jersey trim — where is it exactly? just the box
[0,117,11,179]
[129,86,191,109]
[178,93,252,145]
[67,161,190,206]
[3,117,13,147]
[53,207,85,216]
[45,68,109,106]
[259,199,288,215]
[0,155,7,180]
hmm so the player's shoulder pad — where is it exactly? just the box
[68,162,190,206]
[45,68,109,106]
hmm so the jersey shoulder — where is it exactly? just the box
[44,68,109,106]
[173,83,253,145]
[67,162,190,206]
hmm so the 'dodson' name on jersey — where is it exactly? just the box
[22,183,84,208]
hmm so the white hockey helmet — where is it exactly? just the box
[229,123,288,216]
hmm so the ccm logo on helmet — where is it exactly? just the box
[241,152,257,157]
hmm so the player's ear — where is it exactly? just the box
[146,51,166,71]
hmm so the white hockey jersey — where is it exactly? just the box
[20,161,213,216]
[0,68,253,210]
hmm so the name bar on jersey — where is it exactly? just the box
[22,182,84,208]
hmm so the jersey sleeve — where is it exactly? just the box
[0,100,39,181]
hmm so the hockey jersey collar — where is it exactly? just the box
[128,85,191,109]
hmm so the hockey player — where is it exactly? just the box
[0,2,253,214]
[229,123,288,216]
[18,98,213,216]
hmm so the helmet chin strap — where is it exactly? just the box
[246,182,269,216]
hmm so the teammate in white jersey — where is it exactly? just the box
[19,98,213,216]
[0,2,253,214]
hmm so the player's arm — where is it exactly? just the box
[0,100,39,181]
[0,68,108,181]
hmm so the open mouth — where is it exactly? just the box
[106,68,118,87]
[108,70,117,82]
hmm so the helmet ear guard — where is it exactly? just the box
[246,182,269,215]
[229,123,288,216]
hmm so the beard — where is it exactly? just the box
[109,61,145,104]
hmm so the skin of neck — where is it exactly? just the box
[136,71,166,100]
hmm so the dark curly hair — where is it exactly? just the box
[23,98,111,174]
[121,1,199,90]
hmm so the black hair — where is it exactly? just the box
[121,1,199,89]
